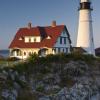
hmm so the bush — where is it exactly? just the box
[45,53,68,63]
[65,53,95,64]
[27,53,39,64]
[27,53,96,65]
[13,62,28,73]
[36,85,44,92]
[10,53,96,75]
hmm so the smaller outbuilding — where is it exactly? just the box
[71,47,86,54]
[95,47,100,56]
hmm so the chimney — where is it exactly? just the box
[28,22,32,29]
[51,21,56,27]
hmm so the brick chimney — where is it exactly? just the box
[51,21,56,27]
[28,22,32,29]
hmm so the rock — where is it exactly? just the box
[54,74,61,84]
[44,85,60,93]
[91,93,100,100]
[63,61,88,77]
[54,79,99,100]
[19,75,26,82]
[95,77,100,87]
[0,72,7,80]
[2,70,8,75]
[2,89,17,100]
[13,82,21,91]
[0,59,100,100]
[54,87,71,100]
[39,96,51,100]
[2,89,9,98]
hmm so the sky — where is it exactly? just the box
[0,0,100,49]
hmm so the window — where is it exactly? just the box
[54,48,56,53]
[63,31,66,34]
[34,38,36,42]
[64,38,66,44]
[46,36,51,39]
[66,48,68,53]
[29,52,31,56]
[29,38,31,42]
[34,52,36,54]
[19,37,22,40]
[24,52,26,56]
[63,48,65,52]
[60,37,62,44]
[58,48,60,53]
[17,50,22,56]
[52,48,56,53]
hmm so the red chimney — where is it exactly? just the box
[28,22,32,29]
[51,21,56,27]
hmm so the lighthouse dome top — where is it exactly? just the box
[81,0,90,3]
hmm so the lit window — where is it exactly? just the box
[46,36,51,39]
[19,37,22,40]
[29,38,31,42]
[34,38,36,42]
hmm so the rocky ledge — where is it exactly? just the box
[0,54,100,100]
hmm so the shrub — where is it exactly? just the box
[27,53,39,64]
[27,53,96,65]
[45,53,68,63]
[36,85,44,92]
[65,53,95,64]
[13,62,28,73]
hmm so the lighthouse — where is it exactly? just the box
[76,0,95,55]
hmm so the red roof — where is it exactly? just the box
[9,25,71,48]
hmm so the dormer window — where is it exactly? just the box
[46,36,51,39]
[25,36,41,43]
[19,37,23,40]
[34,38,36,42]
[29,38,31,42]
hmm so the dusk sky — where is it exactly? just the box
[0,0,100,49]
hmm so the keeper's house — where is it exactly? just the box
[9,21,71,59]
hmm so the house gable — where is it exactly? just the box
[53,27,71,54]
[54,28,70,47]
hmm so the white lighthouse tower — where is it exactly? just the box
[76,0,95,55]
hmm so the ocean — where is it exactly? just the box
[0,50,9,58]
